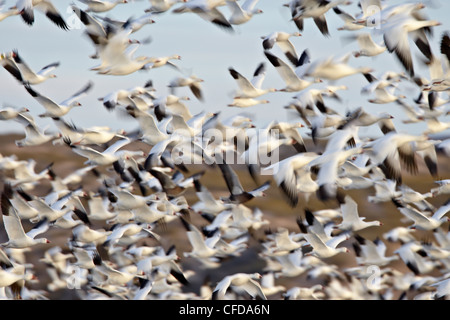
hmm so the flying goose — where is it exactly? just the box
[1,192,50,248]
[392,199,450,231]
[381,12,441,77]
[77,0,128,13]
[264,50,320,92]
[172,0,234,32]
[225,0,263,25]
[335,195,383,232]
[212,272,267,300]
[287,0,352,36]
[228,62,276,99]
[15,0,69,30]
[0,50,59,85]
[261,31,302,66]
[23,81,93,118]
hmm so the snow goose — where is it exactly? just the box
[368,86,406,104]
[69,243,102,270]
[228,62,276,99]
[264,227,304,256]
[303,230,349,259]
[306,128,363,201]
[332,6,364,31]
[394,241,438,275]
[264,50,320,92]
[226,0,263,25]
[383,226,415,244]
[98,80,154,111]
[172,0,234,32]
[2,184,39,221]
[168,74,204,101]
[262,152,319,207]
[303,52,373,81]
[212,272,266,300]
[126,109,169,146]
[98,262,142,287]
[1,50,59,85]
[15,0,69,29]
[227,97,270,108]
[0,105,29,121]
[260,272,286,297]
[64,137,134,166]
[1,193,50,248]
[381,12,441,77]
[181,220,222,266]
[0,1,19,21]
[217,155,271,204]
[271,249,310,278]
[146,54,181,70]
[95,12,155,34]
[335,195,382,232]
[23,81,93,118]
[363,131,427,184]
[283,284,324,300]
[339,107,394,129]
[352,235,398,266]
[145,0,187,13]
[391,199,450,231]
[287,0,352,36]
[95,49,155,76]
[352,33,387,58]
[77,0,128,13]
[71,224,112,245]
[0,267,36,290]
[431,179,450,197]
[6,158,52,190]
[261,31,302,66]
[191,173,232,215]
[52,117,127,146]
[13,112,60,148]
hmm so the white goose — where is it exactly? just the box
[0,105,29,121]
[1,50,59,85]
[392,199,450,231]
[15,0,69,29]
[227,97,270,108]
[335,195,382,232]
[168,74,204,101]
[264,50,319,92]
[352,33,387,58]
[303,231,349,259]
[64,137,135,166]
[172,0,233,32]
[226,0,263,25]
[303,52,373,81]
[14,112,61,147]
[287,0,352,36]
[263,152,319,207]
[77,0,128,13]
[23,81,93,118]
[212,272,266,300]
[228,62,276,99]
[261,31,302,66]
[381,12,441,77]
[0,1,19,22]
[1,194,50,248]
[145,0,187,13]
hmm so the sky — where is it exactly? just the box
[0,0,449,139]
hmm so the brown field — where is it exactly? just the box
[0,133,449,300]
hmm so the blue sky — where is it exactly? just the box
[1,0,449,138]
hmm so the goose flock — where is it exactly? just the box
[0,0,450,301]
